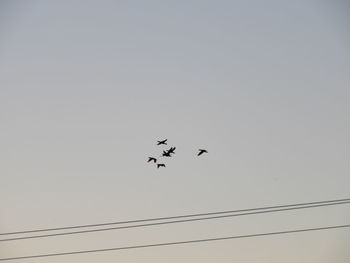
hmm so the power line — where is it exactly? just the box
[1,224,349,261]
[1,200,349,242]
[2,197,349,236]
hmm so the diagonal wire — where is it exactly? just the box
[1,200,349,242]
[2,197,349,236]
[0,224,349,261]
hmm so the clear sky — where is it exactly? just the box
[1,0,350,262]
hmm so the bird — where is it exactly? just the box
[162,150,172,157]
[157,163,166,168]
[167,147,176,154]
[157,139,167,145]
[148,157,157,163]
[198,149,208,156]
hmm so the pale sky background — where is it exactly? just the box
[1,0,350,262]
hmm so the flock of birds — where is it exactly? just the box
[147,139,208,169]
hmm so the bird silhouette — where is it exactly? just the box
[148,157,157,163]
[198,149,208,156]
[157,163,166,168]
[157,139,167,145]
[162,150,172,157]
[167,147,176,154]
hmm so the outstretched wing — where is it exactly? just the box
[198,149,207,156]
[148,157,157,163]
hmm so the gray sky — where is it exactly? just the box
[1,0,350,262]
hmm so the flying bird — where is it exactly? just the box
[157,163,166,168]
[198,149,208,156]
[157,139,167,145]
[162,150,172,157]
[161,147,176,158]
[148,157,157,163]
[167,147,176,154]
